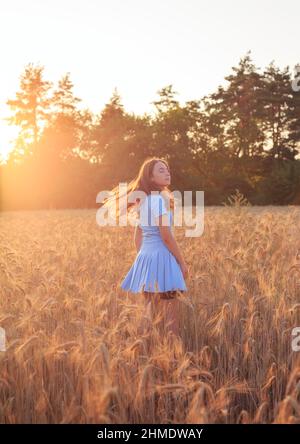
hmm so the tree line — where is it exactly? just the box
[1,50,300,210]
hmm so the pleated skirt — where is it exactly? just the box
[120,238,187,294]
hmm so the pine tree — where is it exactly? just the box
[5,63,52,161]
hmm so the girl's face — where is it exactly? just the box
[150,161,171,189]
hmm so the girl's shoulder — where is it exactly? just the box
[147,193,170,211]
[140,192,164,204]
[138,193,170,226]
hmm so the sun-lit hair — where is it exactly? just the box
[101,156,174,221]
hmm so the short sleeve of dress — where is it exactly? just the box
[151,194,168,220]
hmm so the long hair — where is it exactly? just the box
[101,156,174,221]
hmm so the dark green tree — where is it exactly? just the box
[260,62,297,160]
[206,51,265,158]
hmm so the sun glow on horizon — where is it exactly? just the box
[0,117,19,163]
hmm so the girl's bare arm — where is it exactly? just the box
[134,224,143,252]
[157,215,186,267]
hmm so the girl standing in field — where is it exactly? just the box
[104,157,189,338]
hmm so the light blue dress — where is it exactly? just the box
[120,194,188,293]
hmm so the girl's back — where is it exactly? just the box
[138,193,173,245]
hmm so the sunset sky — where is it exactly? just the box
[0,0,299,161]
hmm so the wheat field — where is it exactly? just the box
[0,205,300,424]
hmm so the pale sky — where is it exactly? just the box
[0,0,299,160]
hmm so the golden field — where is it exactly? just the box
[0,204,300,424]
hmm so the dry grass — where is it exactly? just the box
[0,205,300,424]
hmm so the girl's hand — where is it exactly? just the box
[179,261,189,280]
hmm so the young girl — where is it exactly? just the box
[104,157,189,337]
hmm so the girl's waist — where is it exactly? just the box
[141,236,166,247]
